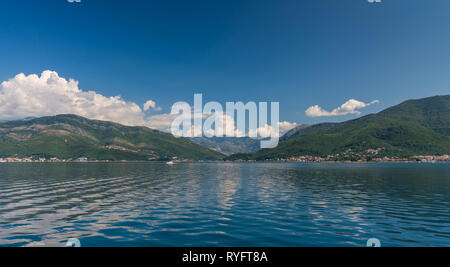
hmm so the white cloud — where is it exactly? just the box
[67,0,81,3]
[279,121,298,133]
[0,71,146,126]
[200,111,240,137]
[143,100,162,112]
[0,71,298,140]
[249,121,297,139]
[145,113,178,132]
[305,99,379,118]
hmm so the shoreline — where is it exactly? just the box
[0,160,449,164]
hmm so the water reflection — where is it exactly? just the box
[0,162,449,247]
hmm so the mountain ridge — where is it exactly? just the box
[0,114,224,161]
[227,95,450,161]
[189,137,261,155]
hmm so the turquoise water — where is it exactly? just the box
[0,162,449,247]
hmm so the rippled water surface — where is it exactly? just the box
[0,162,449,247]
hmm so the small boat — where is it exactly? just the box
[166,161,175,165]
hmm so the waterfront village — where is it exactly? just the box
[231,148,450,163]
[0,149,449,163]
[0,157,105,163]
[261,154,450,163]
[0,156,185,163]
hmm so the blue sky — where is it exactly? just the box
[0,0,449,125]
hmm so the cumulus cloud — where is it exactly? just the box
[200,111,296,139]
[0,71,298,140]
[279,121,298,133]
[0,71,147,126]
[67,0,81,3]
[201,111,243,138]
[146,113,178,132]
[305,99,379,118]
[143,100,162,112]
[249,121,297,139]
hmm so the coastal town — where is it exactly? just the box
[1,153,449,163]
[0,156,190,163]
[0,157,109,163]
[229,148,450,163]
[258,154,450,163]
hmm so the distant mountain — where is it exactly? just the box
[0,117,37,123]
[190,124,311,155]
[21,116,38,121]
[227,95,450,160]
[0,114,223,161]
[190,137,261,155]
[280,124,312,141]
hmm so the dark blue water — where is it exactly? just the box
[0,162,449,247]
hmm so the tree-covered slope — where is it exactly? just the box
[228,95,450,160]
[189,137,262,155]
[0,114,224,161]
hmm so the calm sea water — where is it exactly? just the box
[0,162,449,247]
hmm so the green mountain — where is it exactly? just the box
[190,125,311,155]
[190,137,262,155]
[0,114,223,161]
[227,95,450,160]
